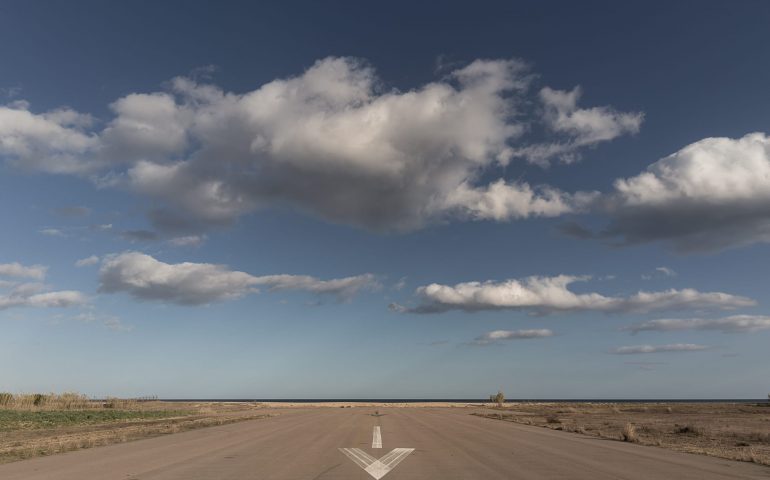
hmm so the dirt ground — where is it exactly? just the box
[474,402,770,466]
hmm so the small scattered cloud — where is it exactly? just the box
[608,344,711,355]
[513,86,643,166]
[53,206,91,217]
[73,311,132,332]
[656,266,676,277]
[253,273,381,301]
[393,277,408,291]
[470,328,554,345]
[623,361,668,371]
[73,312,98,323]
[168,235,206,247]
[625,315,770,334]
[120,230,160,242]
[0,262,47,280]
[394,275,754,315]
[39,228,67,237]
[103,316,133,332]
[0,286,87,311]
[98,251,379,305]
[188,64,219,82]
[75,255,100,267]
[642,266,677,280]
[0,86,22,98]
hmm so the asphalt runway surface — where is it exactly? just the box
[1,407,768,479]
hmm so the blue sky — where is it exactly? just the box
[1,0,769,399]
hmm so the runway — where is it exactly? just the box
[1,407,767,479]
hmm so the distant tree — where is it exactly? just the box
[490,390,505,407]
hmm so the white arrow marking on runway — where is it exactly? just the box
[372,426,382,448]
[339,448,414,480]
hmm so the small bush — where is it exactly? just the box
[546,415,561,424]
[674,424,702,436]
[622,423,638,442]
[490,390,505,407]
[744,431,770,443]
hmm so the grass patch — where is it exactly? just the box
[0,393,273,464]
[0,409,188,431]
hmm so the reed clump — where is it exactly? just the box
[0,392,95,411]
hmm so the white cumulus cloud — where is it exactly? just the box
[0,262,47,280]
[600,132,770,252]
[0,57,638,233]
[393,275,754,314]
[0,284,87,311]
[98,251,379,305]
[0,103,97,174]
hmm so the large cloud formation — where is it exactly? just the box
[392,275,754,314]
[601,132,770,252]
[0,57,639,233]
[98,252,379,305]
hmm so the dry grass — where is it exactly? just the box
[0,392,96,410]
[622,423,638,442]
[474,402,770,466]
[0,393,272,464]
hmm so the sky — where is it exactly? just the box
[1,0,769,399]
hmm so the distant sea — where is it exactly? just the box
[159,398,768,403]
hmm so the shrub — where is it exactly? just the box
[674,424,702,436]
[490,390,505,407]
[546,414,561,424]
[622,423,638,442]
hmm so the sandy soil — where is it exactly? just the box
[474,402,770,466]
[258,401,477,408]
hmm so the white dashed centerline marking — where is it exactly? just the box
[372,426,382,448]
